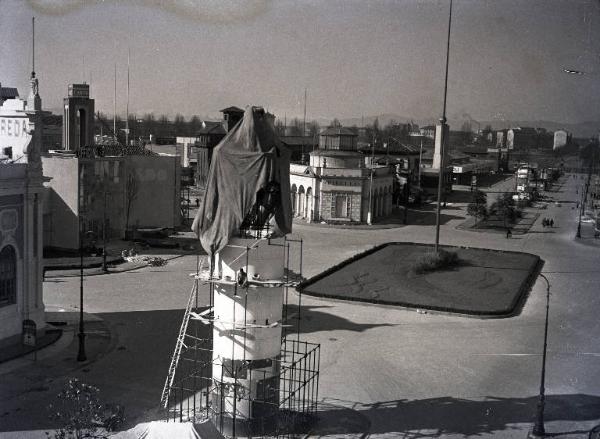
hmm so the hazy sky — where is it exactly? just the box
[1,0,599,124]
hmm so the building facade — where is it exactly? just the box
[0,76,46,341]
[43,152,181,251]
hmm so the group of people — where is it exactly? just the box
[542,217,555,228]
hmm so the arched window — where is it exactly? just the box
[0,246,17,307]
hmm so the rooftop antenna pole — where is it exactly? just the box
[82,56,85,83]
[113,63,117,141]
[126,48,130,147]
[32,17,35,75]
[303,88,307,162]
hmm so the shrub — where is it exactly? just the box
[412,249,460,274]
[47,378,124,439]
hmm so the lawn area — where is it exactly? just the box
[299,243,540,316]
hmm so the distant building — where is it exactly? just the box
[280,135,318,162]
[553,129,571,150]
[63,84,94,151]
[0,74,46,342]
[42,151,181,250]
[193,120,227,186]
[42,85,181,251]
[319,126,358,150]
[290,125,393,223]
[420,125,436,139]
[507,127,553,150]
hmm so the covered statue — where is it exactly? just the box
[191,106,292,256]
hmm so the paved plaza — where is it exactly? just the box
[1,173,600,438]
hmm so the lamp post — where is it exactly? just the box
[529,273,550,438]
[102,186,109,273]
[77,157,87,362]
[577,184,584,238]
[367,134,375,225]
[434,0,453,253]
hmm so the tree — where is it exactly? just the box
[491,192,518,228]
[48,378,124,439]
[125,172,139,234]
[329,118,341,128]
[461,121,473,144]
[466,190,488,222]
[307,120,320,137]
[188,115,202,134]
[173,113,186,135]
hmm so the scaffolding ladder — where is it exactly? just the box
[160,281,199,408]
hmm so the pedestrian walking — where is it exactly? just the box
[506,228,512,239]
[550,218,554,227]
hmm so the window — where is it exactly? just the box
[0,246,17,307]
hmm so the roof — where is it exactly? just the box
[197,121,226,135]
[320,126,358,137]
[511,127,539,135]
[42,114,62,125]
[310,149,363,157]
[220,106,244,113]
[1,87,19,99]
[458,146,489,155]
[280,136,319,147]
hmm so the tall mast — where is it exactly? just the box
[113,63,117,141]
[31,17,35,74]
[302,88,307,161]
[126,49,130,147]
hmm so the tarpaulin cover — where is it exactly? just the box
[192,106,292,256]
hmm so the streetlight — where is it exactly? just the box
[77,157,87,362]
[102,186,109,273]
[528,273,550,438]
[434,0,453,253]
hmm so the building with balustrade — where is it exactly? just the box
[289,126,393,223]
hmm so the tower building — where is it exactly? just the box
[63,83,95,151]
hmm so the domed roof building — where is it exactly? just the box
[289,125,393,224]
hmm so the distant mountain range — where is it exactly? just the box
[331,114,600,139]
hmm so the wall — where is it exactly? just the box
[43,154,181,250]
[41,155,79,249]
[126,155,181,230]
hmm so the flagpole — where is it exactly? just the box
[113,64,117,141]
[126,49,130,147]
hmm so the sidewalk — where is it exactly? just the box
[0,308,109,371]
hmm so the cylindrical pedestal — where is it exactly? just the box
[211,237,285,436]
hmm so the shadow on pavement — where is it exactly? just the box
[313,394,600,437]
[284,304,396,335]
